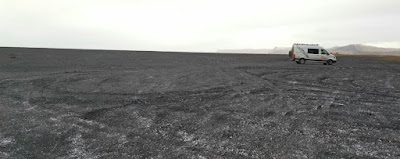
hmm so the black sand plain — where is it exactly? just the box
[1,47,400,158]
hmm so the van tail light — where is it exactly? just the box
[293,54,295,58]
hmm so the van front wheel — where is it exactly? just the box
[299,58,306,64]
[327,60,333,65]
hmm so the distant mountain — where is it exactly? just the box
[217,47,291,54]
[218,44,400,55]
[327,44,400,55]
[271,47,291,54]
[217,49,271,54]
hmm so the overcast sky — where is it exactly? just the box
[1,0,399,52]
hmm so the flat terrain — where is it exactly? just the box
[1,48,400,158]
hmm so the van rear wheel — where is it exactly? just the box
[327,60,333,65]
[299,58,306,64]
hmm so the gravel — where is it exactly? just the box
[1,48,400,158]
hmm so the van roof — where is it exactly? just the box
[293,43,319,46]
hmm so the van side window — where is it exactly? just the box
[307,49,319,54]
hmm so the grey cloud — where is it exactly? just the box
[0,0,399,51]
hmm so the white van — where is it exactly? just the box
[289,43,337,65]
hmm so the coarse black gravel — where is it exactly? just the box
[1,47,400,158]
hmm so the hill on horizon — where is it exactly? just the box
[218,44,400,55]
[328,44,400,55]
[1,44,400,56]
